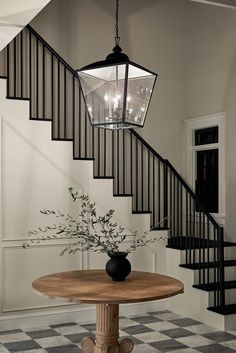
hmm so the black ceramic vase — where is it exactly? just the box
[105,252,131,281]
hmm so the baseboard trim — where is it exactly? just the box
[0,300,168,330]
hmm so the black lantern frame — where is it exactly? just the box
[76,0,158,130]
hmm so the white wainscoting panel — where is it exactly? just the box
[2,244,81,312]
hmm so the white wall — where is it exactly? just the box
[0,78,168,329]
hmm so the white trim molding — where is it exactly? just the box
[189,0,236,9]
[185,112,226,224]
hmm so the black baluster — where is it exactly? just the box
[219,227,225,307]
[64,66,67,138]
[117,130,120,193]
[207,218,210,285]
[158,159,161,223]
[153,155,156,227]
[112,130,114,176]
[170,171,172,234]
[141,143,144,211]
[72,76,75,157]
[85,107,88,158]
[199,210,202,286]
[14,37,16,97]
[79,87,81,157]
[202,213,206,285]
[163,162,168,228]
[20,31,23,98]
[213,227,217,307]
[103,128,106,176]
[51,54,54,120]
[189,193,192,264]
[193,200,196,265]
[130,131,133,195]
[36,38,39,117]
[180,183,183,236]
[173,177,176,247]
[57,59,60,137]
[136,137,138,211]
[29,33,32,116]
[7,44,10,96]
[98,128,101,177]
[92,127,95,160]
[185,190,189,264]
[148,150,150,211]
[177,181,180,244]
[123,130,125,194]
[42,45,45,117]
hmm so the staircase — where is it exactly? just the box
[1,25,236,323]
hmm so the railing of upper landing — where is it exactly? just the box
[0,25,225,309]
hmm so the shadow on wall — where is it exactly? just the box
[223,49,236,242]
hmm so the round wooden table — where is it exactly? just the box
[33,270,184,353]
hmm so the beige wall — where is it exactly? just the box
[31,0,236,241]
[183,2,236,241]
[185,1,236,117]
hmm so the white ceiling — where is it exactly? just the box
[0,0,51,52]
[189,0,236,9]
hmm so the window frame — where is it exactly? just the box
[185,112,225,224]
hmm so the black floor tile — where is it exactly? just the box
[160,327,195,339]
[150,338,188,352]
[5,340,41,352]
[26,329,60,339]
[122,325,153,335]
[202,331,236,343]
[132,316,162,324]
[197,343,235,353]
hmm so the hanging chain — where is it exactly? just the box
[115,0,120,46]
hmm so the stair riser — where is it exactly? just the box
[208,288,236,306]
[180,247,236,263]
[193,267,236,283]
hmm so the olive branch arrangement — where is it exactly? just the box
[23,187,167,255]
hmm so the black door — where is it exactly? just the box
[195,149,218,213]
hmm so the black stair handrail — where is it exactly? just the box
[0,24,225,310]
[131,129,220,230]
[26,25,78,78]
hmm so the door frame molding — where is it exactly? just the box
[185,112,225,224]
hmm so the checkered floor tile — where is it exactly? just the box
[0,310,236,352]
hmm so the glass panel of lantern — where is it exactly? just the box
[78,62,156,129]
[125,63,156,127]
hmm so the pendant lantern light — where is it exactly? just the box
[77,0,157,130]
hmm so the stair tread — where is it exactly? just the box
[208,304,236,315]
[7,96,30,101]
[167,236,236,250]
[193,280,236,291]
[93,176,114,179]
[151,226,169,231]
[180,260,236,270]
[113,193,133,197]
[132,210,152,214]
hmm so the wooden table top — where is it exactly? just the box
[32,270,184,304]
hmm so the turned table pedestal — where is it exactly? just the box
[32,270,184,353]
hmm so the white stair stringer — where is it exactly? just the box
[0,78,168,329]
[167,248,236,330]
